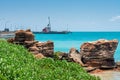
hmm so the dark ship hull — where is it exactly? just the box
[33,31,71,34]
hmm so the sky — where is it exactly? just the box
[0,0,120,31]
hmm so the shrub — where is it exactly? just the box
[53,51,63,60]
[0,40,100,80]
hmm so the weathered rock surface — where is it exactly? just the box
[116,62,120,67]
[7,29,54,58]
[84,67,97,72]
[34,53,45,59]
[34,41,54,57]
[80,39,118,68]
[24,41,38,48]
[7,38,14,43]
[14,29,34,44]
[68,48,84,66]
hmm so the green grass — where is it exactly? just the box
[0,38,6,40]
[0,40,100,80]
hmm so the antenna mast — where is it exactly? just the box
[48,17,51,27]
[47,17,51,31]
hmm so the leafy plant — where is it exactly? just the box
[0,40,100,80]
[53,51,63,60]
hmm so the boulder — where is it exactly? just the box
[80,39,118,68]
[14,29,34,44]
[84,67,97,72]
[68,48,84,66]
[40,41,54,57]
[34,41,54,57]
[29,46,39,52]
[24,41,38,48]
[15,30,26,42]
[116,62,120,67]
[25,32,34,41]
[34,53,45,59]
[45,41,54,47]
[7,38,14,43]
[35,42,44,47]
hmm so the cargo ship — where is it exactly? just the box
[33,17,70,34]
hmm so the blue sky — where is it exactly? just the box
[0,0,120,31]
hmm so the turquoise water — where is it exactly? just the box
[34,32,120,61]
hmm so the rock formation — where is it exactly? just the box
[14,29,34,44]
[8,30,119,69]
[53,48,84,66]
[32,41,54,57]
[7,29,54,58]
[80,39,118,68]
[68,48,84,66]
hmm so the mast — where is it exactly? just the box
[47,17,51,31]
[48,17,51,27]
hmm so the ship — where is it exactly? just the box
[33,17,70,34]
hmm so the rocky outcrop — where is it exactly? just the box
[68,48,84,66]
[80,39,118,68]
[7,29,54,58]
[31,41,54,57]
[8,31,119,69]
[53,48,84,66]
[14,29,34,44]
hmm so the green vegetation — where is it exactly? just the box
[53,51,63,60]
[0,40,100,80]
[0,38,6,40]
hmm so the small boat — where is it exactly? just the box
[33,17,71,34]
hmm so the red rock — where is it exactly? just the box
[24,41,38,48]
[90,69,103,74]
[7,38,14,43]
[34,53,45,59]
[29,46,39,51]
[80,39,118,68]
[35,42,44,47]
[7,29,54,57]
[25,32,34,41]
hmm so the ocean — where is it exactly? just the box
[34,32,120,62]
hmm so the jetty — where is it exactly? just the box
[0,28,15,39]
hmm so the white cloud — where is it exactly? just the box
[110,16,120,21]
